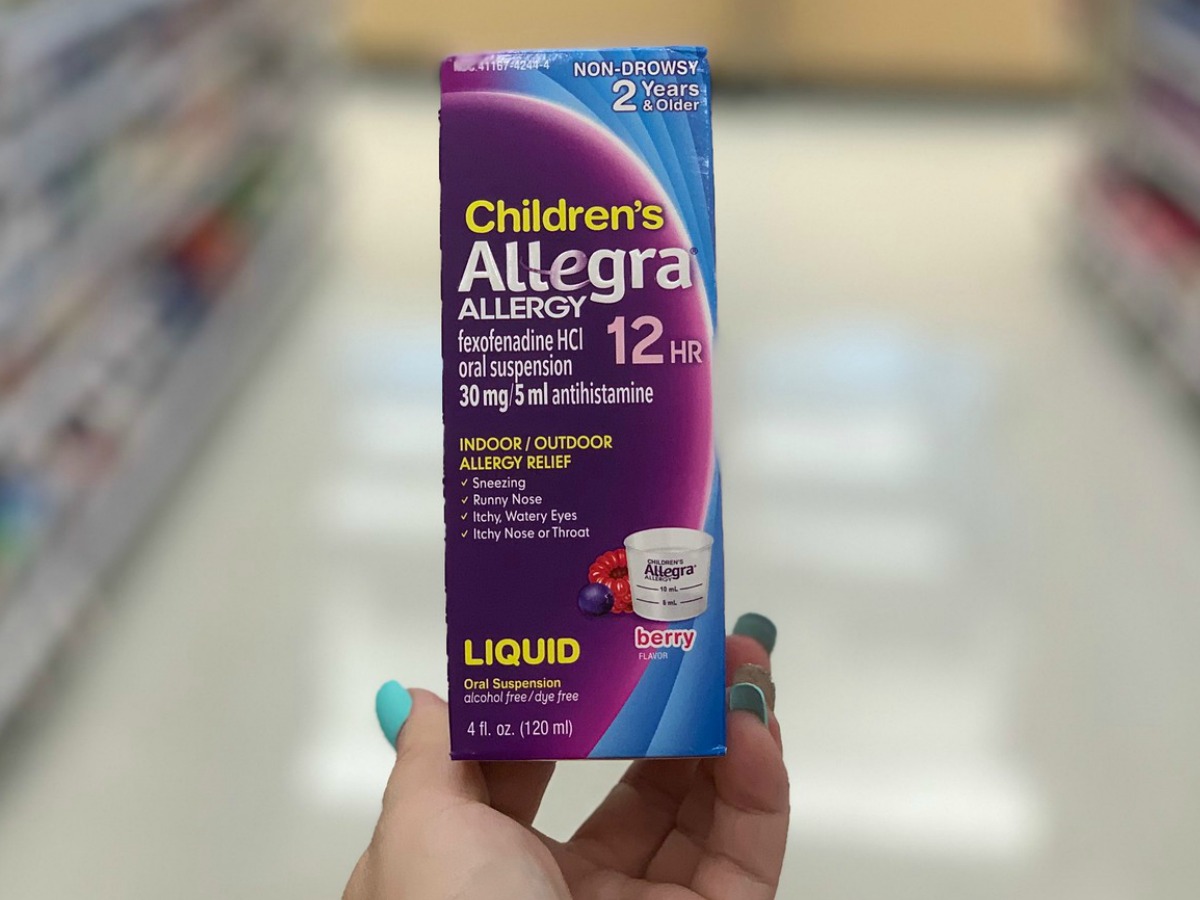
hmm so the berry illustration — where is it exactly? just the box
[588,548,632,614]
[577,583,614,617]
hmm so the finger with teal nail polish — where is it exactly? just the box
[376,681,414,747]
[733,613,777,656]
[729,682,770,725]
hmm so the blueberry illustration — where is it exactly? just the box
[578,583,614,617]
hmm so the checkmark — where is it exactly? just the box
[461,496,469,505]
[460,478,469,487]
[461,530,469,538]
[461,512,468,520]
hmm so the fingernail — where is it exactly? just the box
[733,663,776,711]
[376,681,413,747]
[729,682,769,725]
[733,613,777,655]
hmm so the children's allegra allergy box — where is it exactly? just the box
[441,47,724,760]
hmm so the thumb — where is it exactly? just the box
[345,685,492,900]
[377,684,488,811]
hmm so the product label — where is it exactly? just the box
[442,47,724,760]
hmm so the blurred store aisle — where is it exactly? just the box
[2,79,1200,899]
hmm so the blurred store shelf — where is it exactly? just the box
[1074,0,1200,398]
[345,0,1079,91]
[0,0,329,733]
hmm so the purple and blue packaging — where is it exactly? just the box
[441,46,724,760]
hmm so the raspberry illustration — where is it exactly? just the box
[589,548,632,614]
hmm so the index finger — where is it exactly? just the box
[726,634,770,682]
[690,698,789,900]
[726,611,776,682]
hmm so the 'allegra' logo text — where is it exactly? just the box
[644,561,697,581]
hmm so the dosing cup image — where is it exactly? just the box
[624,528,714,623]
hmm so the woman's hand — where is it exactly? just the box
[344,614,787,900]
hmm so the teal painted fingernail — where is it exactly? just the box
[729,683,769,725]
[376,681,413,747]
[733,613,777,655]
